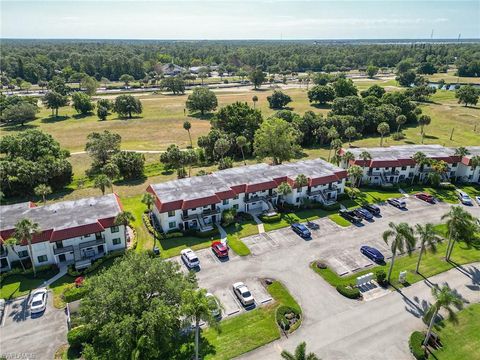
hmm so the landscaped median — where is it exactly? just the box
[202,280,302,360]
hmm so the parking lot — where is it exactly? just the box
[171,244,240,274]
[0,291,67,360]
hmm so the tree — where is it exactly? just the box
[396,70,416,87]
[281,342,320,360]
[344,126,357,146]
[85,130,122,169]
[395,115,407,133]
[252,95,258,109]
[160,144,184,171]
[332,78,357,97]
[417,115,431,143]
[347,165,363,188]
[236,135,248,165]
[4,237,27,271]
[307,85,335,104]
[142,193,155,213]
[114,211,135,244]
[34,184,52,204]
[42,91,68,117]
[414,223,442,273]
[417,62,437,75]
[214,138,230,161]
[277,181,292,205]
[182,288,218,360]
[97,98,113,111]
[342,150,355,167]
[197,68,209,85]
[182,149,198,176]
[454,147,470,158]
[161,76,185,94]
[72,92,95,115]
[183,121,193,148]
[331,96,364,116]
[366,65,379,78]
[254,117,299,165]
[360,84,385,99]
[47,76,70,96]
[377,122,390,146]
[441,206,477,261]
[81,76,98,96]
[12,219,41,277]
[295,174,308,190]
[186,87,218,115]
[79,252,194,359]
[1,102,37,126]
[94,174,111,195]
[455,85,479,107]
[119,74,135,87]
[97,106,108,121]
[249,68,266,89]
[327,127,339,161]
[423,284,463,347]
[382,222,416,283]
[113,95,143,118]
[267,90,292,109]
[113,151,145,180]
[102,162,120,184]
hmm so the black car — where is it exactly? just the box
[339,209,362,224]
[362,204,381,216]
[360,246,385,263]
[353,208,374,221]
[291,223,312,238]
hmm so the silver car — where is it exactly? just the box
[233,282,254,307]
[30,288,48,314]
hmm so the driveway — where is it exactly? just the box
[0,291,67,360]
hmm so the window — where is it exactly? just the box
[401,166,407,170]
[56,241,64,249]
[233,204,239,210]
[112,238,121,245]
[169,221,176,229]
[296,197,300,203]
[168,210,175,217]
[37,255,48,263]
[452,163,457,167]
[233,195,239,200]
[222,199,229,205]
[18,250,29,258]
[111,226,119,233]
[191,207,196,211]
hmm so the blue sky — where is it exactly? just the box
[1,1,479,39]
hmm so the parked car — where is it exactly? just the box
[362,203,381,216]
[475,196,480,206]
[30,288,48,314]
[291,223,311,238]
[360,246,385,263]
[211,241,229,258]
[206,292,221,318]
[306,221,319,230]
[415,192,435,204]
[180,248,200,268]
[457,190,473,206]
[353,207,374,221]
[339,209,362,224]
[232,282,255,307]
[387,198,407,209]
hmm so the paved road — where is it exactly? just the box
[191,198,480,360]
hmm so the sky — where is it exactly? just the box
[1,0,479,40]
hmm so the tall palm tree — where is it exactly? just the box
[236,136,248,165]
[331,153,342,166]
[183,121,193,148]
[342,151,355,169]
[182,288,218,360]
[295,174,308,194]
[470,155,480,182]
[382,222,416,283]
[281,342,320,360]
[34,184,52,204]
[327,127,339,161]
[454,147,470,158]
[441,206,476,261]
[277,182,292,206]
[395,114,407,133]
[141,193,155,214]
[358,151,371,185]
[114,211,135,248]
[330,139,343,164]
[4,237,26,271]
[252,95,258,109]
[423,284,463,346]
[417,115,431,144]
[377,122,390,146]
[94,174,112,195]
[13,219,41,277]
[414,223,442,273]
[347,165,364,189]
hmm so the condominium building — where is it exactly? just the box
[0,194,126,272]
[147,158,348,233]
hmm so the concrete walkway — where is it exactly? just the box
[217,224,228,244]
[43,265,68,287]
[252,214,265,234]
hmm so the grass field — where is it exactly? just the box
[430,304,480,360]
[426,70,480,85]
[0,267,59,300]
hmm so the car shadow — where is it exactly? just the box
[353,222,365,227]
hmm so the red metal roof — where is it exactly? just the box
[310,174,340,186]
[50,222,105,242]
[216,189,236,200]
[182,195,220,210]
[246,180,278,193]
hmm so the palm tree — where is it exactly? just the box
[252,95,258,109]
[344,126,357,146]
[183,121,193,148]
[395,114,407,133]
[4,237,26,271]
[236,136,248,165]
[114,211,135,248]
[295,174,308,194]
[331,153,342,166]
[182,288,218,360]
[342,151,355,169]
[34,184,52,204]
[417,115,431,144]
[423,284,463,347]
[141,193,155,214]
[382,222,416,283]
[470,155,480,182]
[358,151,371,185]
[13,219,41,277]
[330,139,343,164]
[347,165,364,189]
[214,138,230,162]
[94,174,112,195]
[327,127,339,161]
[281,342,320,360]
[102,162,119,192]
[414,223,442,273]
[277,182,292,206]
[454,147,470,158]
[377,122,390,146]
[412,151,430,182]
[441,206,476,261]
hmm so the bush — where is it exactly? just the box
[439,182,456,190]
[392,132,406,141]
[409,331,427,360]
[67,325,92,348]
[183,227,220,238]
[318,202,341,211]
[259,213,282,223]
[63,285,88,303]
[375,270,387,286]
[67,250,124,276]
[276,305,301,331]
[336,284,361,299]
[221,208,237,227]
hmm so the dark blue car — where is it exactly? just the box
[362,204,381,216]
[353,208,374,220]
[360,246,385,263]
[291,223,311,238]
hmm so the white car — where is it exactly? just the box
[180,248,200,268]
[457,190,473,206]
[30,288,48,314]
[206,292,221,318]
[475,196,480,206]
[387,198,407,209]
[232,282,254,307]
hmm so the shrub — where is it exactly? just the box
[67,325,92,348]
[315,261,327,269]
[259,213,282,223]
[375,270,387,286]
[409,331,427,360]
[439,182,456,190]
[221,208,237,227]
[63,285,88,303]
[318,202,341,211]
[276,305,301,331]
[183,227,220,238]
[336,285,361,299]
[392,132,406,141]
[67,250,124,276]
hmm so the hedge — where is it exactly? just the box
[63,285,88,303]
[276,305,301,332]
[0,264,58,284]
[409,331,427,360]
[67,325,93,348]
[67,250,124,277]
[259,213,282,223]
[336,285,361,299]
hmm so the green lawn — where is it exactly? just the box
[311,238,480,289]
[328,214,352,227]
[157,234,221,259]
[262,208,331,232]
[457,184,480,199]
[430,304,480,360]
[405,185,459,204]
[202,280,300,360]
[0,267,58,300]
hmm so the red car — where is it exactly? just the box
[211,241,229,258]
[415,192,435,204]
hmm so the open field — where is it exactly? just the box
[426,70,480,84]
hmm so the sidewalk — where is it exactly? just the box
[252,214,265,234]
[43,266,68,287]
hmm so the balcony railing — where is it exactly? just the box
[245,192,277,203]
[53,245,74,255]
[0,247,8,258]
[79,238,105,249]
